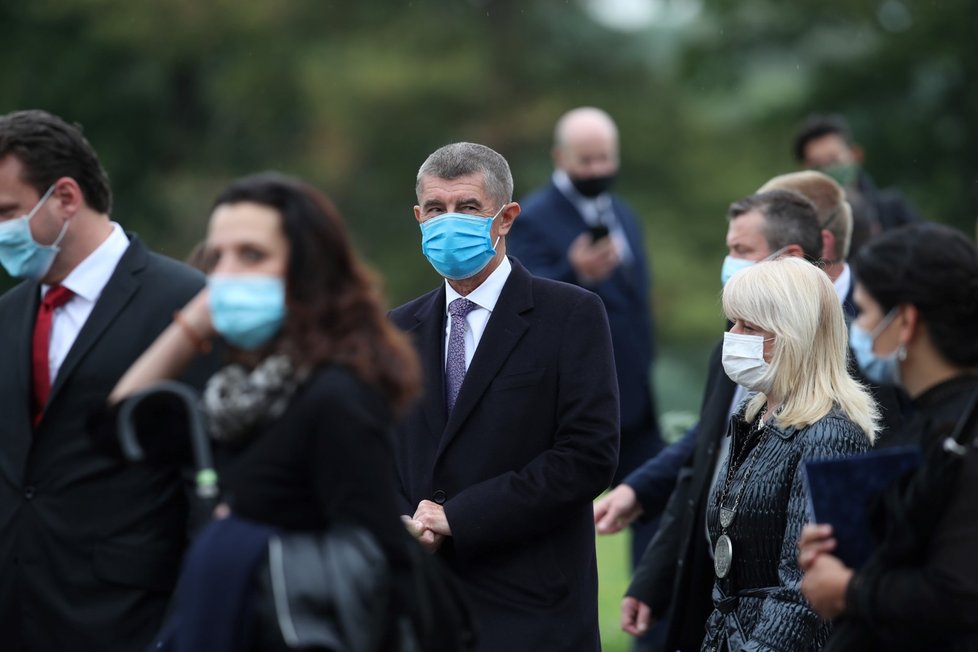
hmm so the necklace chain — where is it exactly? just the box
[715,407,770,524]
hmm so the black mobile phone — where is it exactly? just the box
[587,225,610,243]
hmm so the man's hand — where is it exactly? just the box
[594,484,643,535]
[797,523,837,572]
[568,232,619,284]
[403,500,452,553]
[620,596,656,637]
[800,553,853,619]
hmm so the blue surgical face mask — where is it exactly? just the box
[720,255,755,286]
[0,185,67,280]
[849,307,902,386]
[420,205,504,280]
[208,275,286,350]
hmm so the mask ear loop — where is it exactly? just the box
[26,185,69,249]
[490,202,508,250]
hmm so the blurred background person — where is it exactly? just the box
[800,222,978,651]
[793,113,922,259]
[703,256,878,650]
[109,173,432,650]
[509,107,662,574]
[0,109,214,652]
[759,171,856,318]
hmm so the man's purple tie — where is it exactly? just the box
[446,298,477,414]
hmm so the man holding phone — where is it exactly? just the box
[509,106,663,576]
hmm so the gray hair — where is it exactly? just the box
[415,142,513,207]
[727,189,823,261]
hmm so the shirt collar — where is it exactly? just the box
[833,263,852,307]
[44,223,129,302]
[444,255,512,315]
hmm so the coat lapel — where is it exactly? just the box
[437,259,532,458]
[46,238,146,409]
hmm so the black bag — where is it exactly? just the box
[252,528,477,652]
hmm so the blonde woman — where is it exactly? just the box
[702,256,878,651]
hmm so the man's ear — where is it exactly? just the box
[52,177,85,218]
[497,202,520,236]
[782,243,806,259]
[851,144,865,166]
[413,205,423,225]
[821,229,836,263]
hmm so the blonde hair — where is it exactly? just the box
[759,171,853,261]
[723,257,879,441]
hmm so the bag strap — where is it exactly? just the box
[942,385,978,456]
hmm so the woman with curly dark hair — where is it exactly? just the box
[108,173,469,651]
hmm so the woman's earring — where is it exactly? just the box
[896,344,908,362]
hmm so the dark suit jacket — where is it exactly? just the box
[627,340,734,652]
[389,258,619,652]
[509,182,655,440]
[0,236,212,652]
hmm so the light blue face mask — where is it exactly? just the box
[208,275,286,350]
[0,185,66,280]
[420,205,504,280]
[849,307,902,385]
[720,255,755,286]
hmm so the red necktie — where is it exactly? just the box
[33,285,74,426]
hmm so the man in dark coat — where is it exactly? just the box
[0,110,212,652]
[391,142,619,651]
[509,107,662,571]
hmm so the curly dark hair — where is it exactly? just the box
[211,172,421,416]
[854,222,978,367]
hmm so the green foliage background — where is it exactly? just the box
[3,2,974,648]
[5,1,973,350]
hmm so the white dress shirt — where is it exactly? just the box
[443,256,512,370]
[833,262,852,307]
[42,223,130,383]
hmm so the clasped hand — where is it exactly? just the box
[402,499,451,553]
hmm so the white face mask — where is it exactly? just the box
[721,331,774,393]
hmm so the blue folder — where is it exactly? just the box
[804,446,922,569]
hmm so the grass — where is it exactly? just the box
[597,528,634,652]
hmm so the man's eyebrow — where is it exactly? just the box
[421,198,444,210]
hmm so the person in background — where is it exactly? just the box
[702,256,877,650]
[508,108,663,576]
[391,142,619,651]
[758,171,856,319]
[793,113,921,258]
[800,222,978,651]
[0,109,215,652]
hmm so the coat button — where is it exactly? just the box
[432,489,447,504]
[23,486,36,500]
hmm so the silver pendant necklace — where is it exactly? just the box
[714,408,769,579]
